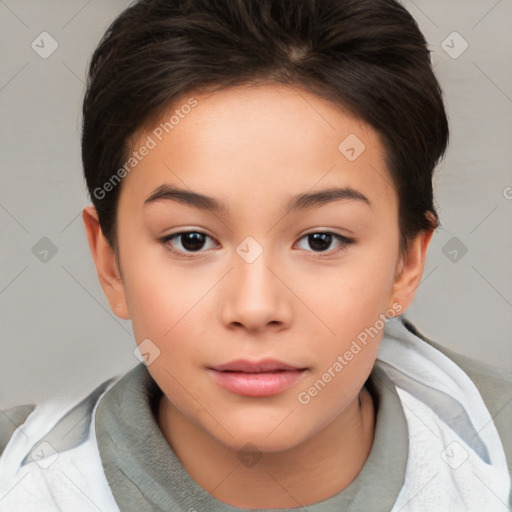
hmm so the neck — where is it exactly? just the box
[158,387,375,508]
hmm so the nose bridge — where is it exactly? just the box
[234,236,278,303]
[221,235,290,330]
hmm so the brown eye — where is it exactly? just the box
[161,231,217,255]
[296,232,354,254]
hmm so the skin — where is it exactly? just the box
[83,83,433,508]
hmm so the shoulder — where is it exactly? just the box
[0,376,126,511]
[0,404,36,457]
[401,318,512,400]
[0,374,123,460]
[402,318,512,468]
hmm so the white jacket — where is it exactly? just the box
[0,318,510,511]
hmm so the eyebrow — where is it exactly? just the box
[144,184,371,214]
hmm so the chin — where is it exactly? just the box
[209,417,312,454]
[228,434,305,455]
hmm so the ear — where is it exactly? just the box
[387,227,435,315]
[82,205,130,319]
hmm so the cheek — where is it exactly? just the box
[122,254,212,402]
[121,241,211,346]
[302,251,398,335]
[298,343,377,408]
[297,247,398,386]
[303,308,383,401]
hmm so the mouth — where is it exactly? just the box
[207,359,308,397]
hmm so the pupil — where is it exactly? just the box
[182,232,205,251]
[179,233,334,252]
[309,233,331,252]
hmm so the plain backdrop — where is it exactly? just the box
[1,0,511,408]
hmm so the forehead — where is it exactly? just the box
[120,83,396,214]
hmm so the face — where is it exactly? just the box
[86,83,429,453]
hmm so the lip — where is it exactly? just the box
[207,359,307,397]
[211,359,303,373]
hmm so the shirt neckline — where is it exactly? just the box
[95,361,408,511]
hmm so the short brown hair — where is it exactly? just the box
[81,0,449,254]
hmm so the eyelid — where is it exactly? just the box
[295,231,355,256]
[160,229,218,257]
[159,229,355,257]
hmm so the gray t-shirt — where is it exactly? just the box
[1,320,511,510]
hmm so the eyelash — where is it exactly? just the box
[159,230,355,258]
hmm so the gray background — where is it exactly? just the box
[1,0,511,408]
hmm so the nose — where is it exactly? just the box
[219,245,292,334]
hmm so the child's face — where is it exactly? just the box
[87,83,428,452]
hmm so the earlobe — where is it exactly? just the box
[82,205,131,320]
[388,228,435,314]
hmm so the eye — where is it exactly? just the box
[160,231,217,256]
[295,232,354,255]
[160,230,354,257]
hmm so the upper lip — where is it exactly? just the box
[210,359,305,373]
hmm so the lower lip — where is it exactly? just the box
[208,369,306,397]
